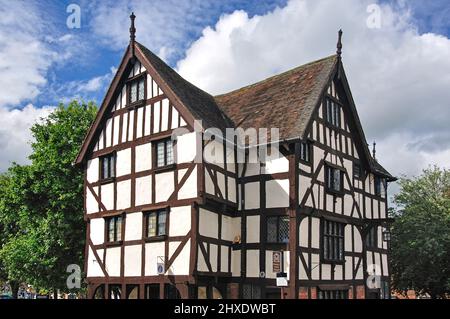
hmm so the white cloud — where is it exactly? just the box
[176,0,450,179]
[0,105,55,171]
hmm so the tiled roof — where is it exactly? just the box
[214,55,338,142]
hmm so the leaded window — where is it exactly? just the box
[267,216,289,243]
[367,226,378,248]
[318,289,348,299]
[242,284,261,299]
[300,142,310,162]
[129,77,145,104]
[106,216,123,242]
[145,210,167,238]
[325,98,341,127]
[325,165,343,193]
[155,139,174,168]
[375,176,385,197]
[101,153,115,180]
[322,220,345,262]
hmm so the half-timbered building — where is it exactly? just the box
[75,15,395,299]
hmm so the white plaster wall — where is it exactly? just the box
[246,215,260,243]
[176,132,197,163]
[205,169,215,195]
[210,244,218,272]
[121,113,128,143]
[125,212,142,241]
[87,247,104,277]
[217,172,226,198]
[145,242,165,276]
[265,156,289,174]
[135,175,152,206]
[161,99,169,132]
[116,180,131,210]
[113,116,120,146]
[354,227,363,253]
[101,183,114,211]
[168,240,190,275]
[124,245,142,276]
[344,225,352,251]
[227,177,236,203]
[334,264,343,280]
[136,107,144,139]
[144,104,151,136]
[105,247,121,277]
[322,264,331,280]
[199,208,218,238]
[266,179,289,208]
[90,218,105,245]
[311,218,320,249]
[221,216,240,242]
[244,182,259,209]
[178,167,197,200]
[169,206,191,237]
[171,107,179,129]
[311,253,320,280]
[299,253,309,280]
[86,186,99,214]
[198,244,209,272]
[345,256,353,280]
[135,143,152,172]
[117,148,131,177]
[87,159,99,183]
[155,172,174,203]
[221,246,228,273]
[246,250,259,277]
[382,253,388,276]
[299,218,308,247]
[105,118,112,148]
[153,101,161,133]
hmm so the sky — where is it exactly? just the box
[0,0,449,200]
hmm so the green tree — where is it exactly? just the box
[390,167,450,298]
[0,100,97,297]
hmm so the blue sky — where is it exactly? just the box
[0,0,449,188]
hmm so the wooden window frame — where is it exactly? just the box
[266,215,290,244]
[143,209,169,242]
[324,163,344,196]
[374,176,385,197]
[127,73,147,108]
[324,97,342,128]
[153,138,175,171]
[353,162,363,180]
[105,214,124,245]
[99,152,116,183]
[318,288,349,299]
[321,219,345,264]
[299,141,311,164]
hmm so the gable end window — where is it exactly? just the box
[299,141,311,163]
[325,98,341,127]
[267,216,289,244]
[100,153,116,180]
[374,176,385,197]
[325,165,343,194]
[106,215,123,242]
[145,210,167,238]
[128,76,145,105]
[322,220,345,262]
[155,139,174,168]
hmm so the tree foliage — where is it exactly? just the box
[390,167,450,298]
[0,100,97,294]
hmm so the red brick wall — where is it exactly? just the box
[356,285,365,299]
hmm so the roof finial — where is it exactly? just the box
[130,12,136,56]
[337,29,343,57]
[372,141,377,161]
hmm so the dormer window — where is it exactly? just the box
[128,76,145,105]
[325,98,341,127]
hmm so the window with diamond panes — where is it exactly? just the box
[267,216,289,243]
[129,77,145,104]
[155,139,174,168]
[318,289,348,299]
[242,284,261,299]
[322,220,345,262]
[106,216,123,242]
